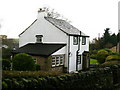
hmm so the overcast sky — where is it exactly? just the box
[0,0,119,40]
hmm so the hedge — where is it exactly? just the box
[2,65,120,89]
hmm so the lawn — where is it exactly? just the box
[90,58,99,64]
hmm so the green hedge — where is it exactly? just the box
[2,65,120,89]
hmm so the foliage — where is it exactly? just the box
[2,59,11,70]
[109,33,117,46]
[13,53,36,71]
[2,70,64,79]
[117,32,120,42]
[97,49,109,64]
[101,61,120,67]
[90,54,97,59]
[90,28,119,53]
[2,38,19,59]
[35,64,41,71]
[3,65,120,89]
[103,28,111,48]
[106,55,120,61]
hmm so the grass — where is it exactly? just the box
[90,58,99,64]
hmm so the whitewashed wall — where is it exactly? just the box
[19,14,68,47]
[80,37,89,53]
[69,36,78,72]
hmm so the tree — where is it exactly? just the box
[109,33,117,46]
[117,31,120,43]
[13,53,35,71]
[2,37,19,60]
[103,28,111,48]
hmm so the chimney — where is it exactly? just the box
[37,8,47,19]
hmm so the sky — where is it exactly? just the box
[0,0,119,40]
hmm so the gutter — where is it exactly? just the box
[76,31,81,71]
[67,35,70,73]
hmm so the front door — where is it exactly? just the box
[82,51,90,70]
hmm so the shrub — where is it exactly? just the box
[35,64,41,71]
[2,81,8,89]
[2,59,11,70]
[103,48,112,54]
[106,55,120,61]
[12,53,35,71]
[97,49,109,64]
[2,70,63,79]
[90,54,97,59]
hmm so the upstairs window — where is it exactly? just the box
[73,36,78,45]
[36,35,43,43]
[82,37,86,45]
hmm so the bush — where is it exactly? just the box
[2,70,63,79]
[13,53,35,71]
[106,55,120,61]
[101,61,120,67]
[2,59,11,70]
[90,54,97,59]
[97,49,109,64]
[35,64,41,71]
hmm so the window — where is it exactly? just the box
[60,56,64,65]
[36,35,43,43]
[52,55,64,67]
[52,56,56,67]
[77,55,81,64]
[82,37,86,45]
[56,56,60,66]
[73,36,78,45]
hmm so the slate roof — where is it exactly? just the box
[12,43,66,57]
[45,17,81,35]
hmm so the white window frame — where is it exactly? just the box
[56,56,60,66]
[73,36,78,45]
[77,55,81,64]
[52,55,64,67]
[82,37,86,45]
[52,56,56,67]
[60,56,64,65]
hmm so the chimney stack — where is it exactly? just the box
[37,8,47,19]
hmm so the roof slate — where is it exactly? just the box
[12,43,66,57]
[45,17,81,35]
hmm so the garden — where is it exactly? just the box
[2,51,120,89]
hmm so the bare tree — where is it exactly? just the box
[42,7,71,23]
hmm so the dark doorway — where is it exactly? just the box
[82,51,90,70]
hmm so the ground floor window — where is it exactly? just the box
[52,55,64,67]
[77,55,81,64]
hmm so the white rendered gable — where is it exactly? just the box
[19,17,68,47]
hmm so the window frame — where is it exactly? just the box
[73,36,78,45]
[51,55,64,67]
[52,56,56,67]
[36,35,43,43]
[82,37,86,45]
[77,55,81,64]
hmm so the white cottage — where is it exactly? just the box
[14,8,90,73]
